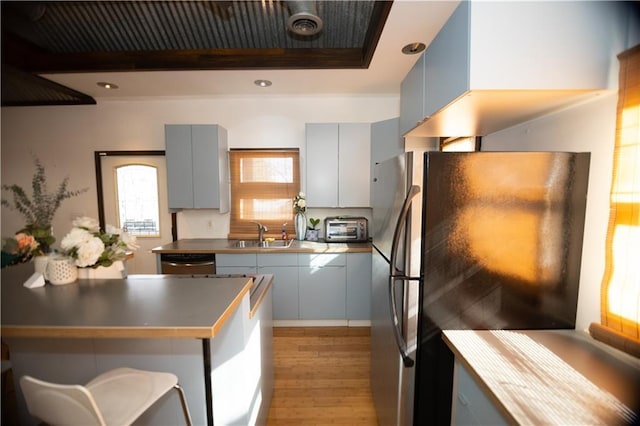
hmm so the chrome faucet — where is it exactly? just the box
[253,222,268,244]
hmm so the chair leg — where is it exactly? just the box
[173,384,193,426]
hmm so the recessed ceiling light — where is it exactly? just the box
[97,82,118,89]
[401,42,426,55]
[254,79,272,88]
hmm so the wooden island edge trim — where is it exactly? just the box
[211,279,253,335]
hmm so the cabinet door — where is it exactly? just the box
[400,54,426,136]
[258,253,299,320]
[191,125,224,209]
[257,253,298,267]
[371,118,403,206]
[216,266,258,275]
[258,265,299,320]
[299,265,346,319]
[346,253,372,320]
[306,123,339,207]
[338,123,371,207]
[216,253,257,267]
[165,124,229,211]
[165,125,194,209]
[423,1,470,118]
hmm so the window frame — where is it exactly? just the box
[228,148,300,239]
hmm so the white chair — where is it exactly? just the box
[20,367,192,426]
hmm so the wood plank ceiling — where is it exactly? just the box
[1,1,393,106]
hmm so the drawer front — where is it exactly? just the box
[297,253,346,267]
[258,253,298,267]
[216,266,258,275]
[216,254,257,267]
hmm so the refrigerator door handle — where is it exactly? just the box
[388,185,420,368]
[390,185,420,277]
[389,276,414,368]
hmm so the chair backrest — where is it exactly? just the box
[20,375,106,426]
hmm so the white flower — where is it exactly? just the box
[298,192,305,197]
[75,236,105,267]
[120,232,140,251]
[72,216,100,232]
[60,228,93,251]
[61,217,139,268]
[105,224,121,235]
[298,199,306,208]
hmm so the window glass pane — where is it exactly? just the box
[239,198,292,221]
[608,225,640,322]
[240,157,293,183]
[115,164,160,237]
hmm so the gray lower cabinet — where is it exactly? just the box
[257,254,299,320]
[216,253,257,275]
[346,253,372,320]
[216,252,369,321]
[298,253,346,320]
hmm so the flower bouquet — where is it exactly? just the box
[293,192,307,240]
[2,156,88,254]
[61,217,139,269]
[293,192,306,213]
[1,233,39,268]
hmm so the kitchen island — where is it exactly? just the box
[1,263,274,426]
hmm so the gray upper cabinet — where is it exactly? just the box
[399,54,426,137]
[371,118,403,204]
[306,123,339,207]
[402,1,634,137]
[165,124,229,211]
[306,122,371,207]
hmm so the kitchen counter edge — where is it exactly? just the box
[151,238,372,254]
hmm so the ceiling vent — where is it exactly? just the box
[287,1,323,36]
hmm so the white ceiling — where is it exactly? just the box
[42,1,460,100]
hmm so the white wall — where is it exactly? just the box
[1,95,399,239]
[482,93,617,332]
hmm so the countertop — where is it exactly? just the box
[151,238,372,254]
[443,329,640,425]
[1,262,271,339]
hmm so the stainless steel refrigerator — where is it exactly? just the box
[370,151,590,425]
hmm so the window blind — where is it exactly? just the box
[228,149,299,239]
[593,44,640,357]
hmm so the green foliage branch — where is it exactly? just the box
[1,157,88,253]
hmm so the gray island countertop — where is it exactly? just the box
[1,262,269,339]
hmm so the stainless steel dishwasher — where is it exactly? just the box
[160,253,216,275]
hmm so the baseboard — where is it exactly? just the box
[274,320,371,327]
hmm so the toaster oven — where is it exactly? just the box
[324,217,368,242]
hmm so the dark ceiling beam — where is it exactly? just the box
[4,46,370,73]
[362,1,393,66]
[2,2,393,74]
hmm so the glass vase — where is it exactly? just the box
[295,212,307,241]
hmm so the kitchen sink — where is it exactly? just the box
[228,239,294,249]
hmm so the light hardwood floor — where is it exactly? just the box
[266,327,378,426]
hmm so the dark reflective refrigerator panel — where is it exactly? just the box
[415,152,590,425]
[370,150,591,426]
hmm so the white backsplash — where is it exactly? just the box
[176,208,372,240]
